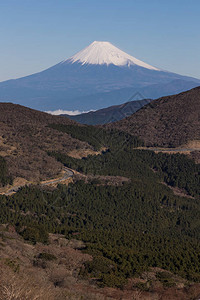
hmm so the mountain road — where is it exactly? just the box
[5,167,74,196]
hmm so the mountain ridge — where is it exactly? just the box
[54,79,199,111]
[107,86,200,148]
[0,41,200,111]
[0,103,92,181]
[63,98,153,125]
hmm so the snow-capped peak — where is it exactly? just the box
[64,41,159,70]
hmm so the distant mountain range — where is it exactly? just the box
[0,41,200,111]
[108,86,200,148]
[64,98,152,125]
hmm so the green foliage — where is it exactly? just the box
[134,281,151,291]
[4,258,20,273]
[80,256,126,288]
[48,124,143,151]
[156,272,176,287]
[1,176,200,286]
[138,151,200,198]
[21,225,49,244]
[0,156,13,187]
[0,127,200,288]
[48,148,199,199]
[82,256,117,277]
[38,252,57,261]
[99,273,127,288]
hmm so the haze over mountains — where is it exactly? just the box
[0,41,200,112]
[65,98,152,125]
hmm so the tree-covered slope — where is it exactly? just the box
[0,103,200,291]
[1,123,200,288]
[0,156,12,187]
[0,103,92,181]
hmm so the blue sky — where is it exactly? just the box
[0,0,200,81]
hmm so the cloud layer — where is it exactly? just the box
[45,109,94,116]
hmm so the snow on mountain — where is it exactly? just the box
[0,41,199,111]
[64,41,159,70]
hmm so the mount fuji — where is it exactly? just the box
[0,41,199,111]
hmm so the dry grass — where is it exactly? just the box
[67,147,107,159]
[0,177,29,195]
[162,182,194,199]
[0,103,92,182]
[73,172,130,186]
[1,226,200,300]
[0,268,58,300]
[183,140,200,149]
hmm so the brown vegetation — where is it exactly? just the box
[67,147,106,159]
[108,86,200,148]
[0,225,200,300]
[0,103,92,182]
[73,172,130,186]
[161,182,195,199]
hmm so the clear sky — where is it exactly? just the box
[0,0,200,81]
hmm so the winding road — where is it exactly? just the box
[5,167,74,196]
[41,168,74,186]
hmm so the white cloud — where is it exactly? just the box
[45,109,95,116]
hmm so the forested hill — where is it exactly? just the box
[0,103,92,181]
[1,130,200,290]
[107,86,200,147]
[0,101,200,296]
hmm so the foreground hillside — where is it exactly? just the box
[0,119,200,293]
[0,97,200,298]
[108,86,200,148]
[1,225,200,300]
[0,103,92,181]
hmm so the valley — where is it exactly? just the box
[0,91,199,298]
[0,40,200,299]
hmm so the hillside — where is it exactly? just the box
[1,225,200,300]
[1,132,200,293]
[108,86,200,148]
[0,103,92,181]
[0,99,200,297]
[64,99,152,125]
